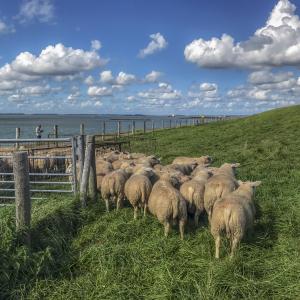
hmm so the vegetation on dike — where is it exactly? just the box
[1,105,300,299]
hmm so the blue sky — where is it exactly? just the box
[1,0,300,114]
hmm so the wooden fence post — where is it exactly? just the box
[54,125,58,138]
[80,135,95,207]
[80,123,85,135]
[161,120,164,129]
[77,135,85,182]
[117,121,121,138]
[88,136,97,202]
[143,120,146,134]
[169,120,172,128]
[152,120,155,134]
[15,127,20,149]
[102,121,106,141]
[132,120,135,136]
[13,151,31,245]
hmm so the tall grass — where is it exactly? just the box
[1,105,300,299]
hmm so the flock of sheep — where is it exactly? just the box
[0,145,261,258]
[95,150,261,258]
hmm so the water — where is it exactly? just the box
[0,114,200,139]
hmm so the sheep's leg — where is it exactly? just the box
[179,219,186,240]
[105,198,110,213]
[194,209,201,227]
[143,204,147,217]
[230,236,240,259]
[164,221,171,237]
[215,235,221,259]
[133,206,138,220]
[116,196,123,210]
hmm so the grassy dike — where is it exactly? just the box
[1,105,300,299]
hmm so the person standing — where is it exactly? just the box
[35,124,43,139]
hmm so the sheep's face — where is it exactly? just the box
[148,156,160,166]
[231,163,240,176]
[203,156,213,165]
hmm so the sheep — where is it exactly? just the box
[172,155,212,166]
[135,155,160,167]
[96,159,113,174]
[148,176,187,239]
[180,169,212,226]
[166,163,197,175]
[124,172,153,219]
[191,165,210,177]
[112,160,135,170]
[101,168,132,212]
[211,180,261,259]
[204,163,240,221]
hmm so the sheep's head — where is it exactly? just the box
[237,180,262,196]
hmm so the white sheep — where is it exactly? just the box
[204,163,240,221]
[211,180,261,258]
[148,176,187,239]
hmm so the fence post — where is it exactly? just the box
[13,151,31,246]
[77,135,85,183]
[117,121,121,138]
[54,125,58,138]
[161,120,164,129]
[80,135,94,207]
[143,120,146,134]
[102,121,106,141]
[132,120,135,136]
[88,135,97,202]
[169,120,172,128]
[152,120,155,134]
[71,137,78,194]
[15,127,20,149]
[80,123,85,135]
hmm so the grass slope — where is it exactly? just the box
[1,105,300,299]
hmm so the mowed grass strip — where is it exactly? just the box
[1,105,300,299]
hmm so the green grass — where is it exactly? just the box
[1,105,300,299]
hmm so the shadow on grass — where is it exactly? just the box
[5,198,106,299]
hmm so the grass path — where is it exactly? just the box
[1,105,300,299]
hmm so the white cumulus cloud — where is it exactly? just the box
[17,0,55,23]
[139,33,167,58]
[87,86,112,97]
[100,70,114,84]
[116,72,136,85]
[10,43,107,76]
[144,71,163,83]
[184,0,300,69]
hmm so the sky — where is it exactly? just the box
[1,0,300,115]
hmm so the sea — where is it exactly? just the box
[0,114,202,139]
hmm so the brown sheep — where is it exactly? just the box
[124,174,152,219]
[211,180,261,259]
[180,169,212,226]
[101,169,132,212]
[172,155,212,166]
[148,176,187,239]
[204,163,240,221]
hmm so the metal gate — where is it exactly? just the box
[0,137,77,204]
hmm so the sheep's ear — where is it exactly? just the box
[251,181,262,187]
[232,163,240,168]
[237,180,243,185]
